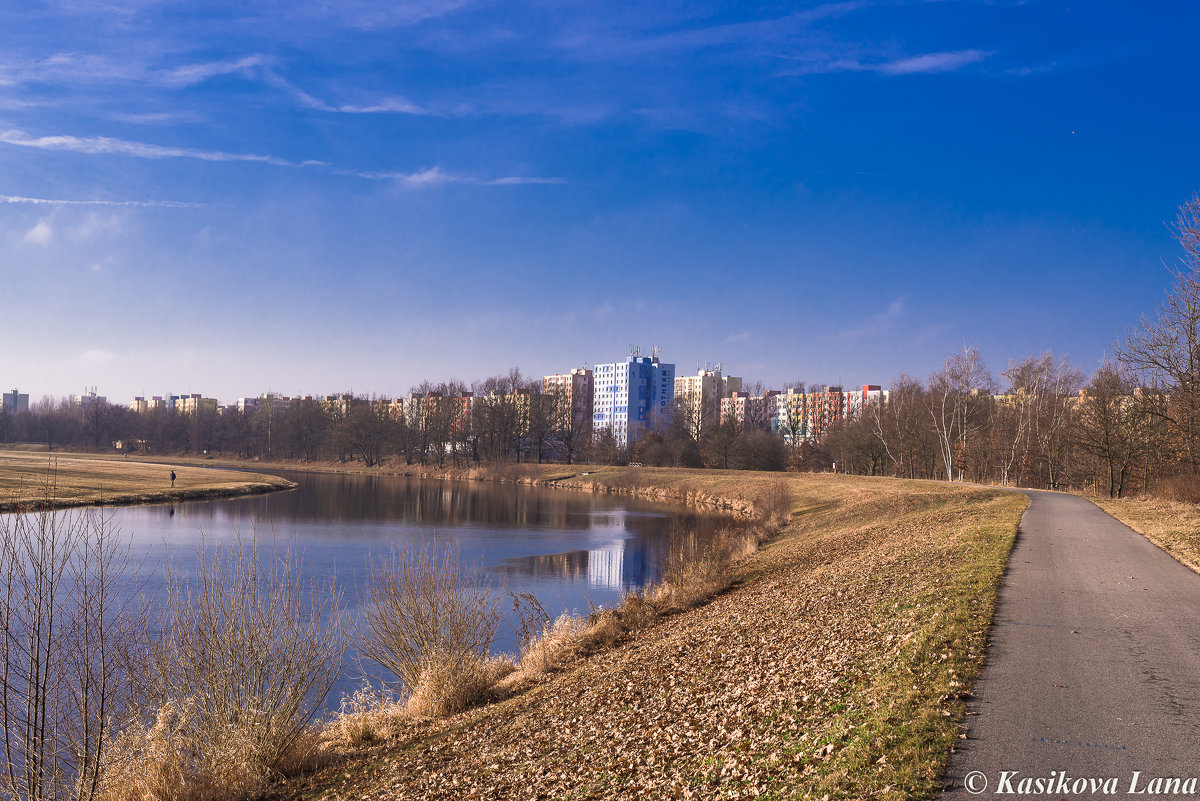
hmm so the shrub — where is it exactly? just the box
[117,538,345,799]
[0,503,138,801]
[1153,473,1200,504]
[753,478,794,534]
[357,545,502,717]
[653,524,755,611]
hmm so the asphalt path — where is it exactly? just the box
[942,491,1200,799]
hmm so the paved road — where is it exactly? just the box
[942,491,1200,798]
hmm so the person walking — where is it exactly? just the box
[170,470,176,488]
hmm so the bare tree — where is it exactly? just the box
[871,375,927,478]
[700,418,741,470]
[1075,363,1158,497]
[471,369,528,462]
[1003,352,1084,488]
[549,385,591,465]
[79,401,111,452]
[927,347,996,481]
[1117,195,1200,472]
[524,388,555,464]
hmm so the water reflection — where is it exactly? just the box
[496,537,655,592]
[3,470,739,710]
[145,472,673,534]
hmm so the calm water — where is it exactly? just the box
[70,469,726,709]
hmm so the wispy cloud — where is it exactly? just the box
[77,348,116,367]
[485,176,567,186]
[262,71,428,115]
[877,49,990,75]
[0,129,317,167]
[158,55,268,87]
[301,0,476,30]
[0,194,205,208]
[782,48,992,77]
[356,166,565,187]
[835,296,908,342]
[555,2,868,61]
[0,51,268,100]
[389,166,459,186]
[109,110,206,125]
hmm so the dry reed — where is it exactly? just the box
[357,545,503,717]
[106,538,345,800]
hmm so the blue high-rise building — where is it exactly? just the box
[592,348,675,447]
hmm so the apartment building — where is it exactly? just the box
[720,389,779,429]
[175,394,219,415]
[675,365,741,437]
[70,388,107,408]
[2,389,29,415]
[544,368,594,435]
[593,349,675,447]
[773,388,809,441]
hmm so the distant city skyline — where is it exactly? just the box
[3,2,1197,401]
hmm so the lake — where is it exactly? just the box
[79,469,730,711]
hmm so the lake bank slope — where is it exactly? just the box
[286,470,1025,801]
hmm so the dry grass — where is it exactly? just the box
[289,471,1026,801]
[0,449,295,511]
[1091,494,1200,574]
[652,523,756,610]
[357,546,505,718]
[99,702,335,801]
[328,685,407,749]
[752,478,794,533]
[108,539,346,801]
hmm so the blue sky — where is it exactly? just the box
[1,0,1197,403]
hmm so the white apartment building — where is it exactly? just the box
[592,349,675,447]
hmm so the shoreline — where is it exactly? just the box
[0,446,1030,798]
[37,451,782,517]
[284,469,1025,799]
[0,448,297,513]
[0,479,298,514]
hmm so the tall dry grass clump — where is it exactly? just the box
[1151,473,1200,504]
[752,478,794,535]
[653,522,756,611]
[510,594,589,677]
[102,539,346,801]
[328,684,405,748]
[357,546,504,717]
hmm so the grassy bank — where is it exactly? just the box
[283,470,1025,801]
[0,450,296,511]
[1091,496,1200,575]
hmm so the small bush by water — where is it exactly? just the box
[356,545,504,717]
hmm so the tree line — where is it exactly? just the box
[6,195,1200,498]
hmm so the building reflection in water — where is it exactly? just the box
[493,508,665,591]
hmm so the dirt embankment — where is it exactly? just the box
[282,472,1025,801]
